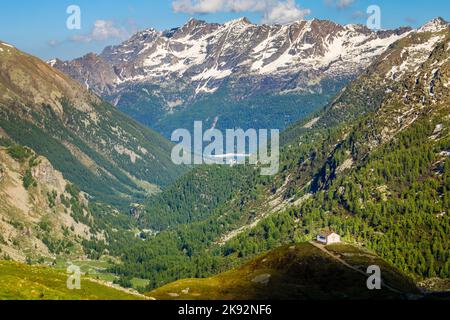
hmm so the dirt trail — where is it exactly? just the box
[309,241,403,295]
[87,278,153,300]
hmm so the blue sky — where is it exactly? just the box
[0,0,449,61]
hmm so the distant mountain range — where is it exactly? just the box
[51,17,414,97]
[51,17,437,136]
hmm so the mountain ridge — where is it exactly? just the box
[53,17,413,97]
[51,17,415,136]
[0,41,185,206]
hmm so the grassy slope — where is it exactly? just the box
[0,261,143,300]
[147,242,419,300]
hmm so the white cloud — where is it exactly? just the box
[70,20,129,43]
[336,0,355,9]
[47,39,61,47]
[172,0,310,24]
[262,0,311,24]
[325,0,355,9]
[351,10,366,19]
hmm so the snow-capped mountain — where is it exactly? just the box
[50,17,447,136]
[54,18,411,98]
[417,17,449,33]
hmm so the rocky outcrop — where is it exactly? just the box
[31,157,66,194]
[0,146,94,262]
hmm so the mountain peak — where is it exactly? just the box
[418,17,449,33]
[47,58,62,67]
[224,17,253,27]
[0,43,98,114]
[344,23,369,32]
[184,18,207,28]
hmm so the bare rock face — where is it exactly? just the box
[0,147,94,262]
[53,53,118,96]
[31,157,66,194]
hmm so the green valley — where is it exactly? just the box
[0,12,449,303]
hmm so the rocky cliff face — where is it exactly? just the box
[51,17,448,139]
[0,146,96,262]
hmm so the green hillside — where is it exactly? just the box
[147,243,419,300]
[223,28,450,280]
[140,165,258,230]
[0,261,144,300]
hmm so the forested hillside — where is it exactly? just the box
[0,143,107,262]
[141,165,258,230]
[223,26,450,279]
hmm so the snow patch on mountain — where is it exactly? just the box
[386,35,445,80]
[418,17,449,33]
[192,67,233,81]
[0,42,14,48]
[253,26,405,78]
[142,35,209,76]
[51,17,422,102]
